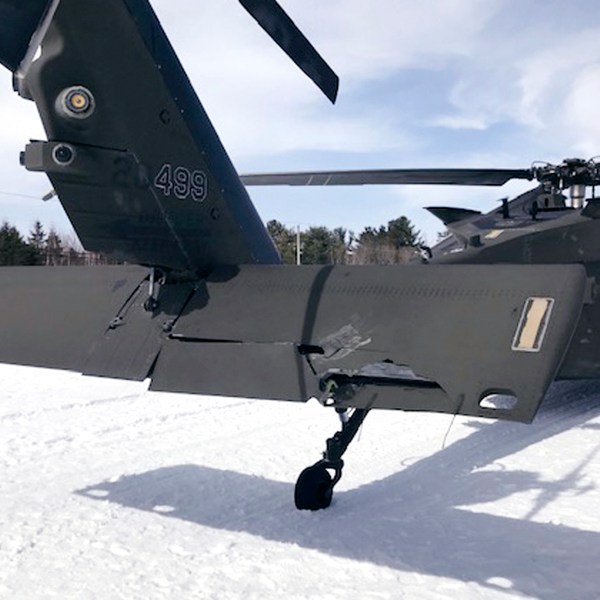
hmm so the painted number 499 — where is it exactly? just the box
[154,163,208,202]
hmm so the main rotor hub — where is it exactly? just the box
[530,158,600,208]
[533,158,600,190]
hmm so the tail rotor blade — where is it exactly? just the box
[239,0,339,103]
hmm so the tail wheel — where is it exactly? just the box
[294,463,333,510]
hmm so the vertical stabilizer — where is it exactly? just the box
[14,0,281,272]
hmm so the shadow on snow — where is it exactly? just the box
[77,380,600,600]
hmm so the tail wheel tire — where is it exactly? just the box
[294,463,333,510]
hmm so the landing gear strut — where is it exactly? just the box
[143,267,164,312]
[294,407,370,511]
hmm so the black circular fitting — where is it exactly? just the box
[52,144,75,166]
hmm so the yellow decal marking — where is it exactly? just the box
[512,297,554,352]
[485,229,504,240]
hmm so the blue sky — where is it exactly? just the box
[1,0,600,244]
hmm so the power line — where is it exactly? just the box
[0,190,43,200]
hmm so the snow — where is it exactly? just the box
[1,363,599,600]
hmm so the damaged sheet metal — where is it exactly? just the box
[317,324,372,360]
[0,262,587,423]
[151,263,586,422]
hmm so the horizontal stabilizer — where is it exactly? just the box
[0,263,587,423]
[427,206,482,225]
[0,266,148,372]
[150,263,585,423]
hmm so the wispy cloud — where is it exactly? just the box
[1,0,600,240]
[431,20,600,157]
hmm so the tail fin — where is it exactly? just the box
[12,0,281,273]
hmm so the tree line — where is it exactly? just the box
[0,215,424,266]
[0,221,122,266]
[267,216,424,265]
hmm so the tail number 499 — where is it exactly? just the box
[154,164,208,202]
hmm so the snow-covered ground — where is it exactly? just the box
[1,363,599,600]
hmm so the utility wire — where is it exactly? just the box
[0,190,43,200]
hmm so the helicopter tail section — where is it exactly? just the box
[0,1,591,428]
[9,0,281,273]
[147,263,587,423]
[0,262,585,424]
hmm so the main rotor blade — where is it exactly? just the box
[240,168,534,187]
[239,0,339,103]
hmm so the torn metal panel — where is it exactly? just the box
[0,266,147,372]
[327,385,451,414]
[0,262,587,423]
[317,324,372,360]
[168,264,586,421]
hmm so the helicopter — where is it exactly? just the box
[0,0,599,511]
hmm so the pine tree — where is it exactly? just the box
[0,221,38,265]
[353,216,421,264]
[386,216,421,248]
[266,220,297,264]
[301,226,336,264]
[27,220,47,265]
